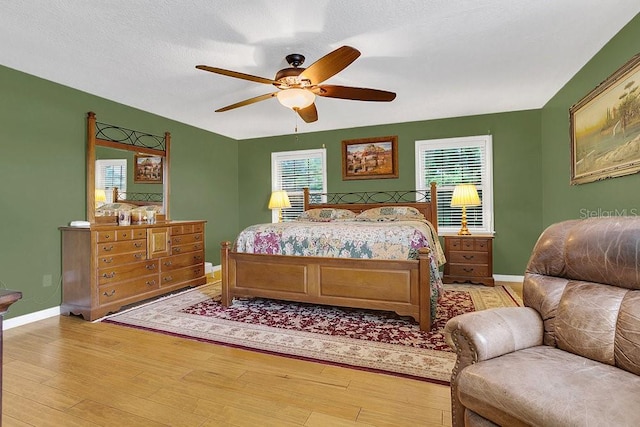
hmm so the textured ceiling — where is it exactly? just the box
[1,1,638,140]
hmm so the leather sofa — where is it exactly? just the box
[444,217,640,427]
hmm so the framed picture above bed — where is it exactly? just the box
[342,136,398,180]
[134,154,163,183]
[570,53,640,185]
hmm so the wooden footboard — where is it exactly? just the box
[221,241,432,331]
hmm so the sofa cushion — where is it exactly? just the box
[556,281,627,365]
[457,346,640,427]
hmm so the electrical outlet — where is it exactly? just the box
[43,274,53,287]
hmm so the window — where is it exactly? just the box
[415,135,493,234]
[271,149,327,222]
[96,159,127,203]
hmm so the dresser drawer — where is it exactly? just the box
[98,259,159,285]
[96,228,146,242]
[171,224,192,235]
[98,275,159,305]
[97,239,146,255]
[97,251,147,268]
[448,238,491,252]
[447,251,489,265]
[161,265,204,286]
[171,232,203,246]
[447,264,490,277]
[161,251,204,272]
[171,222,205,236]
[171,241,204,255]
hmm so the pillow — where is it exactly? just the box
[297,208,356,222]
[96,202,136,212]
[355,206,425,222]
[132,205,163,213]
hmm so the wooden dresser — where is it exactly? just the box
[443,235,494,286]
[60,220,206,321]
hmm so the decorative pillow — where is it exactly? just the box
[96,202,136,212]
[297,208,357,222]
[355,206,425,222]
[132,205,163,213]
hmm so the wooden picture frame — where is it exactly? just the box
[134,154,163,183]
[342,136,398,180]
[570,53,640,185]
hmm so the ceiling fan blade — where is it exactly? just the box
[215,92,278,112]
[316,85,396,102]
[196,65,280,85]
[296,103,318,123]
[299,46,360,85]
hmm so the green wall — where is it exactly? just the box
[0,65,238,318]
[541,13,640,226]
[238,109,543,276]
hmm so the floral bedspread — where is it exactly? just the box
[234,220,446,319]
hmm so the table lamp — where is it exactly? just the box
[95,188,107,207]
[450,184,481,235]
[268,190,291,222]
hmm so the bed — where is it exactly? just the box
[220,183,444,331]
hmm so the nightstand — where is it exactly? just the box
[443,235,494,286]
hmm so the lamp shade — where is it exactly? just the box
[276,88,315,110]
[95,188,107,206]
[268,190,291,209]
[450,184,481,207]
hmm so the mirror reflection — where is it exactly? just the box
[95,146,164,206]
[86,111,170,223]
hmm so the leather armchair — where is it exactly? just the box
[444,217,640,427]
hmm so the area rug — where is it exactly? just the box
[102,282,522,384]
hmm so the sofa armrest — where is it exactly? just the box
[445,307,543,362]
[445,307,545,427]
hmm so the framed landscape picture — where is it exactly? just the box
[570,53,640,185]
[134,155,163,183]
[342,136,398,180]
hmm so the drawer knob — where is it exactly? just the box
[195,235,201,241]
[463,268,474,273]
[174,248,181,253]
[146,280,156,286]
[103,245,114,252]
[164,261,173,266]
[164,276,173,282]
[146,264,157,270]
[174,237,182,243]
[134,242,143,248]
[463,255,474,260]
[194,255,202,261]
[103,290,116,297]
[134,253,143,259]
[102,272,116,279]
[102,257,113,264]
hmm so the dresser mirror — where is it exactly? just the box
[86,112,171,223]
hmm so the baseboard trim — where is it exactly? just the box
[494,274,524,283]
[4,306,61,330]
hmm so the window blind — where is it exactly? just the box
[271,149,327,222]
[96,159,127,203]
[415,135,493,234]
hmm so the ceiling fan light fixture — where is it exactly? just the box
[276,88,315,110]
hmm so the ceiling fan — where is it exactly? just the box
[196,46,396,123]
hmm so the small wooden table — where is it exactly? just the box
[443,235,494,286]
[0,290,22,423]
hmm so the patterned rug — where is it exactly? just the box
[102,282,522,383]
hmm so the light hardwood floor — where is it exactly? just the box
[2,281,522,426]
